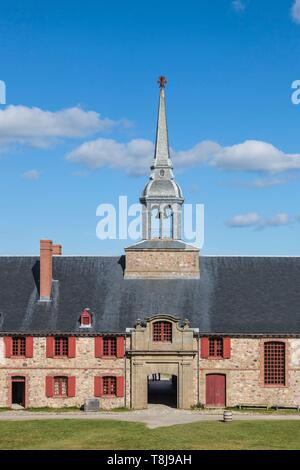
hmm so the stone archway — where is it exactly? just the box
[131,360,194,409]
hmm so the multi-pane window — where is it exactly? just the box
[54,337,68,356]
[209,337,223,358]
[153,321,172,342]
[103,337,117,356]
[12,337,26,356]
[103,376,117,395]
[264,341,286,386]
[54,376,68,397]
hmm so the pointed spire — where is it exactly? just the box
[152,76,173,170]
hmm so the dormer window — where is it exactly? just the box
[80,309,92,328]
[153,321,172,342]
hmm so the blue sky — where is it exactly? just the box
[1,0,300,255]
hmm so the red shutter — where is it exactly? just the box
[68,337,76,358]
[116,336,125,358]
[45,376,54,397]
[68,376,76,397]
[25,336,34,358]
[116,376,125,397]
[4,337,12,358]
[95,337,103,358]
[201,337,209,358]
[46,337,54,358]
[223,337,231,359]
[94,376,103,397]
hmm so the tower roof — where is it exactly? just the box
[152,76,173,170]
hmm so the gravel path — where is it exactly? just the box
[1,405,300,428]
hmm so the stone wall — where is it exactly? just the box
[199,338,300,407]
[124,249,200,279]
[1,335,300,409]
[0,336,127,409]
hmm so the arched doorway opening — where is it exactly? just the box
[147,374,177,408]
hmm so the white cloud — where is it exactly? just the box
[67,137,300,176]
[22,169,41,181]
[227,212,261,228]
[205,140,300,173]
[250,177,289,188]
[265,213,290,227]
[67,138,154,175]
[227,212,292,229]
[292,0,300,23]
[232,0,246,12]
[0,105,121,149]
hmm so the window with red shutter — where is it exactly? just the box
[103,376,117,395]
[53,376,68,397]
[103,337,117,356]
[54,337,68,356]
[264,341,285,386]
[202,337,231,359]
[153,321,172,342]
[12,337,26,356]
[209,337,224,358]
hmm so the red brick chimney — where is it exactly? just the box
[40,239,53,301]
[52,244,62,255]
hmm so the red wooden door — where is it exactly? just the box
[206,374,226,407]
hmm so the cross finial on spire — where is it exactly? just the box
[157,75,167,88]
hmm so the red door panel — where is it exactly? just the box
[206,374,226,407]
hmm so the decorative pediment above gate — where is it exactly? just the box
[130,314,196,353]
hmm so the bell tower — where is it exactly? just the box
[124,77,200,279]
[140,76,184,241]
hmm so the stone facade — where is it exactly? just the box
[0,336,128,410]
[199,338,300,408]
[124,248,200,279]
[1,324,300,410]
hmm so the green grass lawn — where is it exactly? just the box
[0,420,299,450]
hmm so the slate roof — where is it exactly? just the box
[0,255,300,336]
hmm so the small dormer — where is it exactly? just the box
[79,308,92,328]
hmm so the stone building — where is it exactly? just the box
[0,77,300,410]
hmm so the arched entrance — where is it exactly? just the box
[131,359,194,410]
[147,374,177,408]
